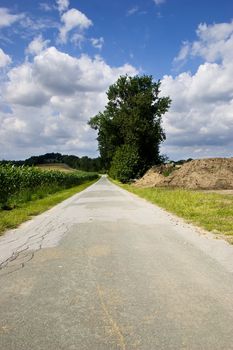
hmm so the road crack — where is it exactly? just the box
[96,284,126,350]
[0,219,67,277]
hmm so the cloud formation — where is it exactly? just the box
[59,8,93,43]
[127,7,139,16]
[175,21,233,63]
[90,37,104,50]
[26,35,50,55]
[1,47,137,159]
[56,0,69,14]
[0,48,11,67]
[39,3,54,12]
[0,8,25,28]
[161,21,233,159]
[153,0,166,5]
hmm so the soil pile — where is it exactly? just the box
[161,158,233,189]
[133,164,172,187]
[134,158,233,189]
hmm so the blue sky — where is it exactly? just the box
[0,0,233,160]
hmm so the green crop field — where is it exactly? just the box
[0,164,99,234]
[0,164,98,210]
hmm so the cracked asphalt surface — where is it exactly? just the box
[1,176,233,349]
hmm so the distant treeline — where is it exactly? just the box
[0,153,193,172]
[171,158,193,165]
[0,153,103,172]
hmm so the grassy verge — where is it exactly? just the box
[112,179,233,242]
[0,179,98,235]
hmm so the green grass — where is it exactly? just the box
[0,179,98,235]
[113,180,233,241]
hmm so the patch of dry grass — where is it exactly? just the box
[36,163,74,172]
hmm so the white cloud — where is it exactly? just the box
[1,47,137,159]
[161,21,233,159]
[26,35,50,56]
[153,0,166,5]
[0,8,57,44]
[0,8,25,28]
[33,47,137,94]
[20,16,58,32]
[175,21,233,63]
[56,0,69,13]
[0,48,11,68]
[91,37,104,50]
[59,8,93,43]
[5,63,49,106]
[70,33,85,47]
[39,3,54,12]
[127,7,139,16]
[173,41,190,63]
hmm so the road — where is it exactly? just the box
[1,176,233,350]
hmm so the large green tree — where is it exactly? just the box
[89,75,171,181]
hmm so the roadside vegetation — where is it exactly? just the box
[0,164,98,210]
[0,180,98,235]
[114,181,233,241]
[0,164,99,234]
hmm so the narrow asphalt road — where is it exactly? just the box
[1,176,233,350]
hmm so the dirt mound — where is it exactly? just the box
[161,158,233,190]
[133,165,170,187]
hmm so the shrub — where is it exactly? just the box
[109,145,140,183]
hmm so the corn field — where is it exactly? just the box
[0,165,98,208]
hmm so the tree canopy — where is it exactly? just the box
[89,75,171,181]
